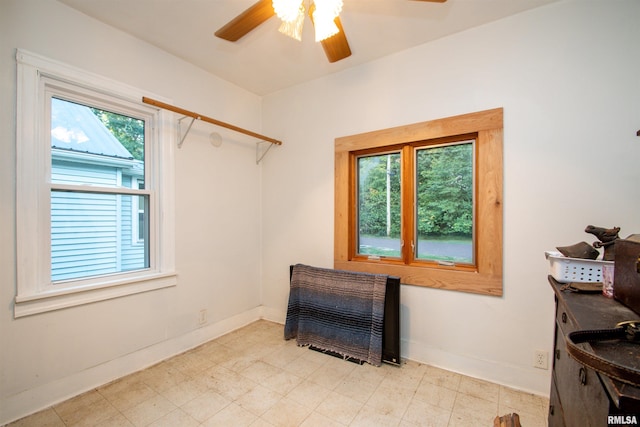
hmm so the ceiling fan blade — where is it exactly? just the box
[215,0,275,42]
[320,16,352,63]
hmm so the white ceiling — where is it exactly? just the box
[57,0,558,96]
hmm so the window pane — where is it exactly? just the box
[49,97,149,283]
[357,152,401,257]
[51,191,149,282]
[415,142,474,264]
[50,97,145,187]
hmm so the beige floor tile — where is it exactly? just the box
[121,393,177,426]
[146,408,199,427]
[421,366,462,391]
[201,402,258,427]
[213,327,246,345]
[180,389,231,422]
[158,376,209,407]
[235,384,283,416]
[447,412,494,427]
[281,353,324,378]
[285,380,331,409]
[53,390,119,426]
[94,412,134,427]
[333,371,380,403]
[499,385,548,417]
[450,393,498,426]
[98,377,158,412]
[364,382,414,419]
[379,365,423,393]
[219,350,261,373]
[137,362,188,393]
[306,358,355,390]
[413,380,457,411]
[402,398,451,427]
[261,369,304,395]
[398,359,429,378]
[260,345,305,369]
[167,348,216,377]
[52,389,101,419]
[241,360,283,383]
[351,405,402,427]
[315,390,364,425]
[250,418,277,427]
[300,412,344,427]
[6,407,65,427]
[457,376,500,403]
[261,396,312,427]
[350,362,390,386]
[203,365,258,400]
[194,341,238,365]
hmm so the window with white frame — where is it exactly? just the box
[15,50,176,317]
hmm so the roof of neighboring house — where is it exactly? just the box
[51,98,134,160]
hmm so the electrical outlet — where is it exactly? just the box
[198,309,207,326]
[533,350,548,369]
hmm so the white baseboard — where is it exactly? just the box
[260,305,286,324]
[1,306,264,426]
[401,338,552,396]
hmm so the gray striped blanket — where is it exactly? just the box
[284,264,388,366]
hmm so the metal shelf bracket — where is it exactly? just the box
[256,140,275,165]
[178,116,197,149]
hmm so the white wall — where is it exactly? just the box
[1,0,638,423]
[260,0,640,395]
[0,0,266,424]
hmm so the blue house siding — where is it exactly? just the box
[51,190,119,281]
[51,159,118,187]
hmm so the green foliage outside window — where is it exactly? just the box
[92,108,145,161]
[416,143,473,238]
[358,153,401,237]
[358,142,473,240]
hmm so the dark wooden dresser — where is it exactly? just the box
[548,276,640,426]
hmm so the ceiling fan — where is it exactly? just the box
[215,0,447,63]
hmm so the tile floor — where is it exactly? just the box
[8,320,549,426]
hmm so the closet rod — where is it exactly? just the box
[142,97,282,146]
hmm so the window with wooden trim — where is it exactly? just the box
[335,108,503,296]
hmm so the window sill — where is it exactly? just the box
[334,259,502,296]
[14,272,177,318]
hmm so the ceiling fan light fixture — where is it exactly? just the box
[314,0,343,19]
[273,0,304,22]
[312,13,339,42]
[311,0,343,42]
[278,8,305,41]
[273,0,343,42]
